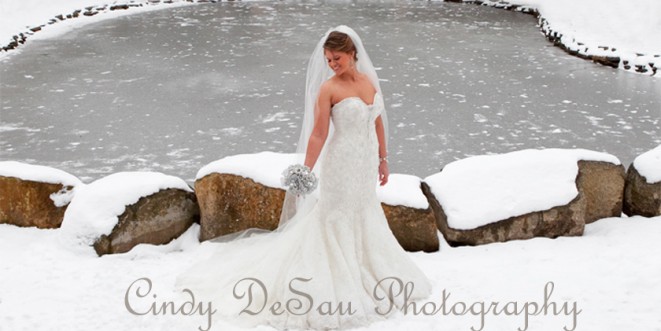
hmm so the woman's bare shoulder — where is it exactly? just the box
[317,80,335,105]
[319,79,336,96]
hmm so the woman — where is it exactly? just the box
[176,25,432,330]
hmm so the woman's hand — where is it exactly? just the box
[379,160,389,186]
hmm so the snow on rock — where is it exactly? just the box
[0,161,83,207]
[196,151,301,189]
[0,161,82,187]
[633,144,661,184]
[60,171,192,250]
[424,148,620,230]
[376,173,429,209]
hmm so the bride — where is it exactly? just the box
[176,25,432,330]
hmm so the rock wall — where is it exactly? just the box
[4,146,659,253]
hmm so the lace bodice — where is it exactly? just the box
[318,91,385,212]
[330,92,384,133]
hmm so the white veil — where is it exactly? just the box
[277,25,389,229]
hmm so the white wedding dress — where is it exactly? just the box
[176,92,432,330]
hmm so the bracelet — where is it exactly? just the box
[379,156,388,163]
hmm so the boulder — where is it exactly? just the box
[93,188,199,255]
[422,182,585,247]
[0,162,82,228]
[196,173,284,241]
[377,174,439,252]
[624,166,661,217]
[195,154,439,252]
[382,203,438,252]
[60,171,197,256]
[575,160,625,223]
[423,149,622,246]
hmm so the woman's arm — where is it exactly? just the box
[375,115,389,185]
[304,84,332,170]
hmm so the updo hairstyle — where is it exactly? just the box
[323,31,358,61]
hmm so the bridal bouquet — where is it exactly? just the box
[281,164,318,195]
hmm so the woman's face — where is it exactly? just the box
[324,49,354,75]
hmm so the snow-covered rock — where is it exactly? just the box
[195,152,297,241]
[376,173,429,209]
[0,161,83,228]
[60,171,196,255]
[423,148,623,246]
[633,145,661,184]
[196,153,439,251]
[378,174,438,252]
[196,172,285,241]
[196,151,301,189]
[624,145,661,217]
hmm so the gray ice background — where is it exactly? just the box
[1,1,659,183]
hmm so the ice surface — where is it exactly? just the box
[1,1,658,184]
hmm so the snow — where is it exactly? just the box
[0,160,82,187]
[633,144,661,184]
[1,216,660,330]
[0,1,659,329]
[377,173,429,209]
[197,154,430,209]
[0,161,84,207]
[0,0,195,56]
[469,0,661,76]
[505,0,661,54]
[59,171,192,252]
[424,149,620,230]
[196,151,302,189]
[1,0,659,75]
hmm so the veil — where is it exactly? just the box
[210,25,388,242]
[277,25,389,230]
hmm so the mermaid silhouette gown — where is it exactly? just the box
[175,92,432,330]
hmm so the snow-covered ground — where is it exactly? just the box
[2,150,660,330]
[1,216,660,330]
[1,1,660,330]
[467,0,661,76]
[1,0,659,75]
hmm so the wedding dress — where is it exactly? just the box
[175,91,432,330]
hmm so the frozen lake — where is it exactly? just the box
[1,1,659,183]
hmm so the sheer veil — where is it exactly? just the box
[278,25,389,231]
[210,25,388,242]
